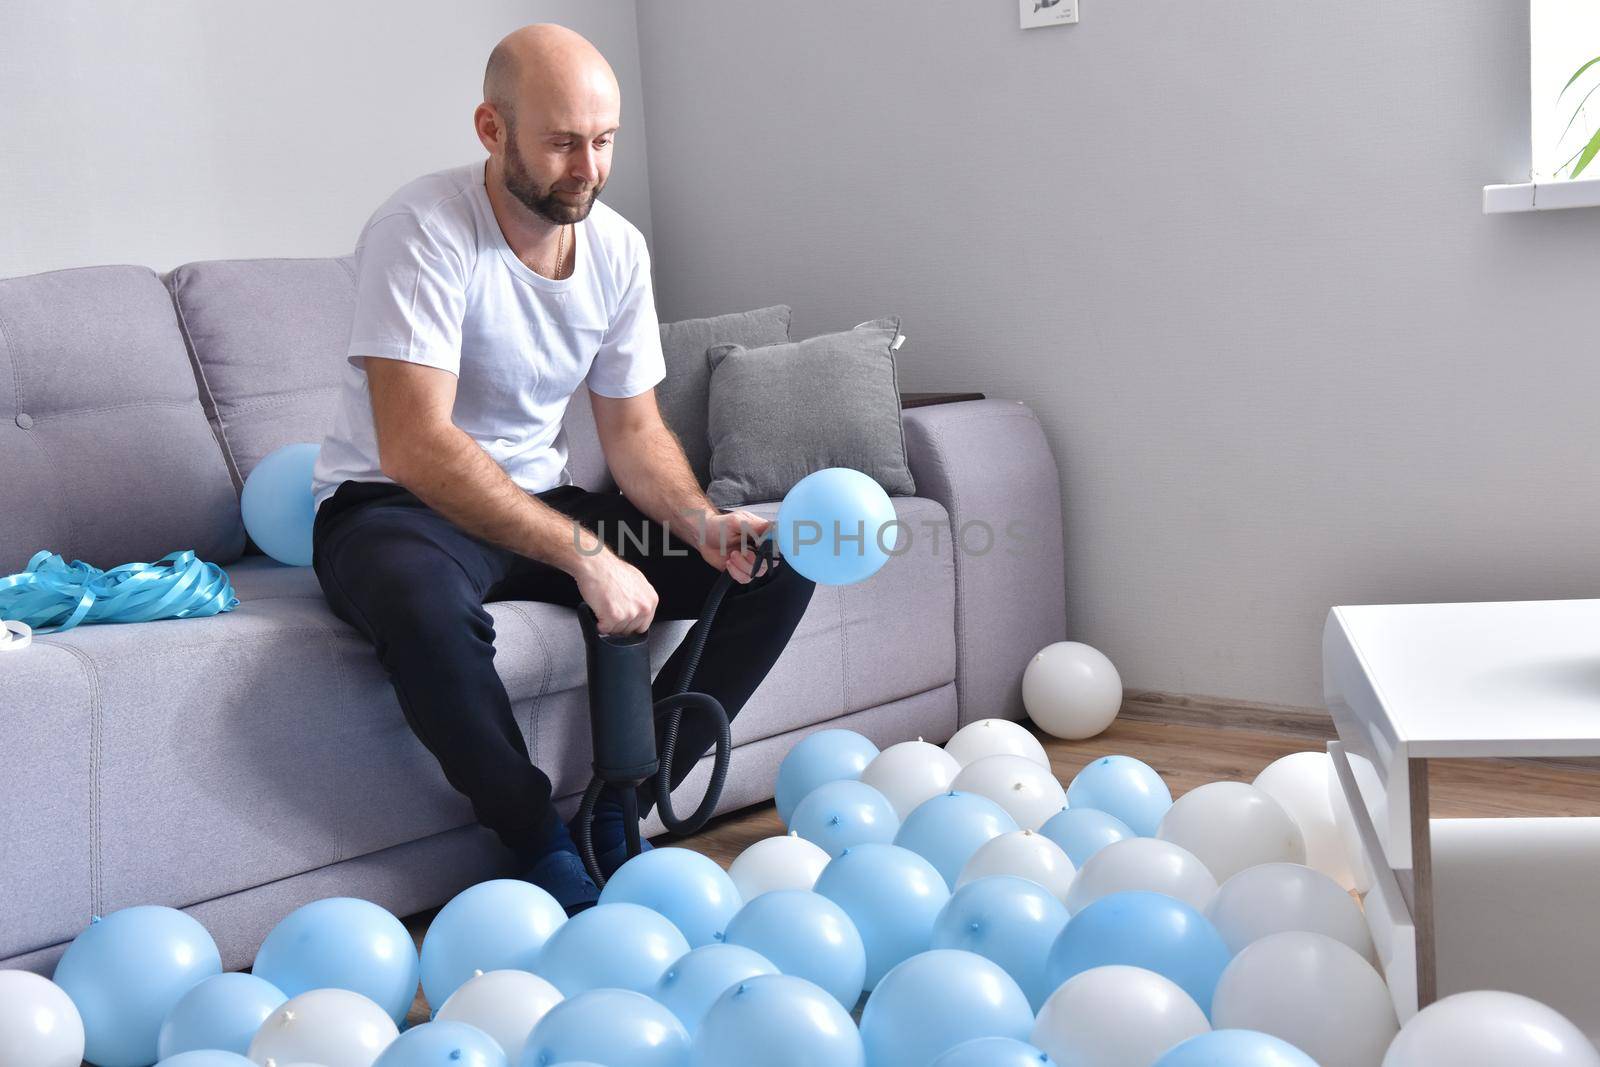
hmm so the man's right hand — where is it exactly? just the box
[574,549,658,635]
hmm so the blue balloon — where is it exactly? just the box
[52,906,223,1067]
[813,843,950,990]
[860,949,1034,1067]
[653,943,779,1038]
[894,790,1019,888]
[241,441,321,567]
[722,889,866,1010]
[790,779,901,858]
[252,897,419,1025]
[1046,891,1232,1017]
[931,875,1070,1011]
[1037,807,1136,868]
[522,988,690,1067]
[1066,756,1173,837]
[1154,1029,1320,1067]
[375,1019,508,1067]
[775,467,898,586]
[157,971,285,1057]
[420,879,566,1010]
[599,847,743,948]
[932,1036,1059,1067]
[692,974,864,1067]
[534,902,690,997]
[776,729,880,825]
[155,1053,255,1067]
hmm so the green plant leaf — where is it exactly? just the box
[1560,55,1600,99]
[1570,126,1600,178]
[1558,80,1600,145]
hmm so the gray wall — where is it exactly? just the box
[0,1,654,276]
[636,0,1600,708]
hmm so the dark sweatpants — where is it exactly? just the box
[310,479,815,866]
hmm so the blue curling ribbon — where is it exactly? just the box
[0,550,239,635]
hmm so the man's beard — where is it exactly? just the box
[503,132,599,225]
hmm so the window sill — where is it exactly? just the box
[1482,176,1600,213]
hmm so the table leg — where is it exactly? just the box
[1395,757,1437,1007]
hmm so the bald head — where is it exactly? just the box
[475,24,621,228]
[483,23,620,132]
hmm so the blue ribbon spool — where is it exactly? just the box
[0,550,239,635]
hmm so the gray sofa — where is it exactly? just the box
[0,258,1066,976]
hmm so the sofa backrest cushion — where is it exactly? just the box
[168,257,356,492]
[0,266,245,575]
[656,305,792,487]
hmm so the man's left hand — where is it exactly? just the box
[698,510,779,584]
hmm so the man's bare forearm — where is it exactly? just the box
[609,421,719,547]
[383,424,602,574]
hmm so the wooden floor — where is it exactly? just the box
[398,713,1600,1025]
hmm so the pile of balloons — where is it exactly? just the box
[7,721,1600,1066]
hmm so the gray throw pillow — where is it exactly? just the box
[658,305,792,487]
[704,316,915,508]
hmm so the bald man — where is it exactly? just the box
[309,25,815,914]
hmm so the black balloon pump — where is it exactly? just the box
[573,537,778,888]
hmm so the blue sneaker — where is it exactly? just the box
[525,847,600,916]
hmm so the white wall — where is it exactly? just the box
[636,0,1600,708]
[0,1,654,277]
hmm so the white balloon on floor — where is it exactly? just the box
[1031,965,1209,1067]
[434,969,563,1063]
[1021,641,1123,740]
[728,833,834,900]
[1253,751,1355,890]
[1382,990,1600,1067]
[1065,836,1219,915]
[1156,781,1306,884]
[247,988,399,1067]
[1211,931,1398,1067]
[0,970,84,1067]
[951,754,1068,830]
[1204,862,1375,964]
[955,830,1076,905]
[944,718,1051,769]
[860,740,963,820]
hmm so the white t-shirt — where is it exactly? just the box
[311,160,666,512]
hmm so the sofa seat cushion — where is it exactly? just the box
[0,265,245,575]
[2,495,954,939]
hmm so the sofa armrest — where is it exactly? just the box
[902,399,1066,726]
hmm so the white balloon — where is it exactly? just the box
[1327,751,1386,896]
[435,969,563,1062]
[1065,836,1219,915]
[0,970,84,1067]
[728,833,833,900]
[1212,931,1397,1067]
[1031,964,1209,1067]
[860,740,963,820]
[1156,781,1306,884]
[247,989,399,1067]
[956,830,1076,905]
[1205,862,1375,964]
[944,719,1051,769]
[1253,752,1355,890]
[1383,990,1600,1067]
[1022,641,1123,741]
[951,754,1068,830]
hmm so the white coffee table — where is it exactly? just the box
[1323,598,1600,1036]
